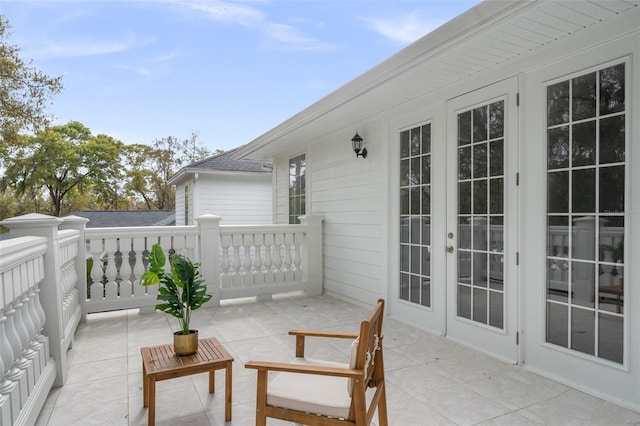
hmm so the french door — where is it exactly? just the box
[522,50,634,404]
[445,78,520,363]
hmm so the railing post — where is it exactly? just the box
[299,215,323,296]
[0,214,67,386]
[60,215,89,322]
[196,214,222,307]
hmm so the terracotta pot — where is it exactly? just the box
[174,330,198,355]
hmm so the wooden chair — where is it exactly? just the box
[245,299,388,426]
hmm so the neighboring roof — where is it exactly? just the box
[233,0,639,160]
[168,147,272,185]
[69,210,175,228]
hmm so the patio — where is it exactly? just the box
[34,294,640,426]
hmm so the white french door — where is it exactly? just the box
[521,45,635,405]
[445,78,520,363]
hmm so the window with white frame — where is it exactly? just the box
[289,154,306,224]
[184,185,189,225]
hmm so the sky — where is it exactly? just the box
[1,0,480,153]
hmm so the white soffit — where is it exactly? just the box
[234,0,639,160]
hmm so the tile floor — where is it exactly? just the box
[35,294,640,425]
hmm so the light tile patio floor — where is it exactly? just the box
[35,294,640,425]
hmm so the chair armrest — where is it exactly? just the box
[288,330,359,357]
[288,330,359,339]
[245,360,363,379]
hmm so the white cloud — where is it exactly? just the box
[263,23,335,52]
[174,0,335,51]
[364,12,446,44]
[155,51,182,64]
[28,34,154,59]
[170,0,264,26]
[113,64,154,77]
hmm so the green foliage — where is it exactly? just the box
[140,243,212,335]
[0,15,219,218]
[0,15,62,150]
[122,133,211,210]
[601,240,624,263]
[2,121,124,216]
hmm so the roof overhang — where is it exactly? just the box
[232,0,638,161]
[168,167,272,186]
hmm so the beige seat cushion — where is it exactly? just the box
[267,358,351,419]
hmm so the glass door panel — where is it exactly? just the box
[545,63,625,363]
[400,124,432,307]
[457,101,505,328]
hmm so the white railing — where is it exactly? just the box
[0,212,323,424]
[546,218,624,296]
[82,214,323,312]
[219,225,306,300]
[0,214,86,426]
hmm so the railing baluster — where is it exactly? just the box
[231,234,242,288]
[104,239,119,301]
[0,313,18,425]
[220,234,231,288]
[273,233,284,283]
[264,234,274,284]
[89,239,104,302]
[242,234,254,287]
[3,305,27,420]
[119,238,133,299]
[253,234,265,286]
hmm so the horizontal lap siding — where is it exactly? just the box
[175,183,187,225]
[196,174,272,225]
[309,126,387,306]
[274,155,289,224]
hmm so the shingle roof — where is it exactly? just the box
[187,147,272,173]
[69,210,175,228]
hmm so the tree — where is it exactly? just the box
[122,143,157,209]
[123,133,211,210]
[3,121,124,216]
[0,15,62,155]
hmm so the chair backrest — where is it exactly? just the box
[354,299,384,390]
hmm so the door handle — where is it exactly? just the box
[445,245,454,253]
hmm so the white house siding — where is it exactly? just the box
[174,180,189,226]
[267,4,640,412]
[274,154,290,224]
[194,173,272,225]
[273,126,389,308]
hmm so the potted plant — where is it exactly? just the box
[140,243,212,355]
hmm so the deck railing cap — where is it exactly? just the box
[0,213,63,229]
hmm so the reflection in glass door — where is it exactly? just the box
[546,63,625,363]
[400,124,431,307]
[457,102,505,328]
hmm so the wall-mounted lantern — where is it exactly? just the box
[351,132,367,158]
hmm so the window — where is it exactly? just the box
[399,124,431,307]
[289,154,306,224]
[184,185,189,225]
[545,63,625,363]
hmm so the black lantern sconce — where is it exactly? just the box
[351,131,367,158]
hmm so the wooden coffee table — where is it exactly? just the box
[141,337,234,425]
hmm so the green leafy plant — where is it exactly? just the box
[140,243,212,335]
[600,240,624,263]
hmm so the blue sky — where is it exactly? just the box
[1,0,480,152]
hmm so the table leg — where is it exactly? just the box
[149,377,156,426]
[209,370,215,393]
[143,363,148,407]
[225,362,232,421]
